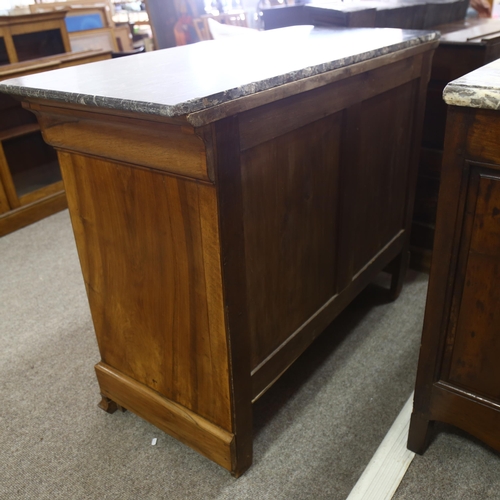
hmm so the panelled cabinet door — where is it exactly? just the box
[443,166,500,403]
[409,104,500,455]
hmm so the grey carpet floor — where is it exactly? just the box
[1,210,499,500]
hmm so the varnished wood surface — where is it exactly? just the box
[0,190,66,237]
[33,105,210,181]
[266,0,468,31]
[6,34,436,474]
[242,114,340,370]
[210,116,253,476]
[409,103,500,455]
[19,180,64,206]
[60,150,232,430]
[445,173,500,398]
[95,362,235,471]
[237,54,424,152]
[243,77,419,377]
[251,230,406,401]
[0,176,9,214]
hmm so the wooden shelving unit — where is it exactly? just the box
[0,87,66,237]
[0,11,71,63]
[0,12,111,237]
[0,122,39,142]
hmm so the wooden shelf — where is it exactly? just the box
[19,179,64,206]
[0,123,40,142]
[13,159,62,199]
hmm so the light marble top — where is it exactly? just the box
[444,58,500,110]
[0,26,438,118]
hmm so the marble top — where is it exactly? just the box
[444,58,500,110]
[0,26,438,118]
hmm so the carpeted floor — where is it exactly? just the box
[1,210,499,500]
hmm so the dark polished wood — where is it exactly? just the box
[5,33,437,474]
[411,18,500,271]
[262,0,469,31]
[98,394,126,414]
[260,4,309,30]
[306,4,377,28]
[408,103,500,455]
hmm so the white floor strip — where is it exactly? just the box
[346,392,416,500]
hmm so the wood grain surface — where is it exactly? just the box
[0,189,66,236]
[35,107,210,181]
[409,104,500,455]
[447,174,500,399]
[95,362,235,471]
[59,151,232,430]
[211,116,253,476]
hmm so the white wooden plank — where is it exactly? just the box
[346,392,416,500]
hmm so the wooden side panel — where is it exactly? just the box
[239,54,422,152]
[241,114,340,369]
[212,117,254,476]
[352,81,415,276]
[59,151,232,430]
[447,173,500,400]
[241,57,428,383]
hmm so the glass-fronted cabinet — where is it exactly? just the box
[0,12,71,64]
[0,12,111,236]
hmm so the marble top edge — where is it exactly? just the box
[443,58,500,110]
[0,28,439,119]
[443,83,500,110]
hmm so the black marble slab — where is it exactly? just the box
[0,26,439,119]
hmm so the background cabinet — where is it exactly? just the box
[0,12,71,63]
[409,90,500,455]
[0,13,110,237]
[411,18,500,271]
